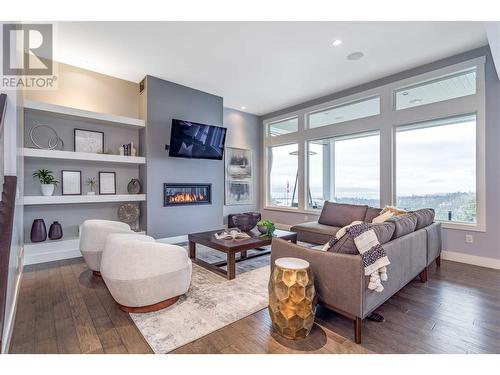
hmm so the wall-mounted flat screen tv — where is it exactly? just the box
[169,119,227,160]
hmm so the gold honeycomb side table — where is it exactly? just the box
[268,257,317,340]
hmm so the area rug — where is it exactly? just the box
[129,261,270,353]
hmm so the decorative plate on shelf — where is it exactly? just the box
[118,203,140,224]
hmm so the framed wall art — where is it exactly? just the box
[61,170,82,195]
[224,147,253,205]
[74,128,104,154]
[99,171,116,195]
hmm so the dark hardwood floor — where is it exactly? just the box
[9,257,500,354]
[10,258,151,354]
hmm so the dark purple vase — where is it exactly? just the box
[48,221,63,240]
[30,219,47,242]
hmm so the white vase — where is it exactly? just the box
[41,184,54,196]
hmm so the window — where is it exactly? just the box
[308,96,380,129]
[262,58,484,228]
[307,133,380,209]
[268,117,298,136]
[395,114,476,223]
[395,68,476,110]
[267,143,298,207]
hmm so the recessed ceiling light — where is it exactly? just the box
[402,92,409,96]
[332,39,342,47]
[335,116,344,120]
[347,52,364,61]
[241,106,246,110]
[409,98,422,105]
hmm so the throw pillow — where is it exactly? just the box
[371,210,394,223]
[380,205,407,216]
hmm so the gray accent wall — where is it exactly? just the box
[260,46,500,261]
[222,108,261,221]
[144,76,224,238]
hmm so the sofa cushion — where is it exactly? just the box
[330,222,396,255]
[318,201,368,227]
[291,221,341,237]
[290,222,341,245]
[372,222,396,244]
[364,207,382,223]
[386,213,418,239]
[412,208,435,230]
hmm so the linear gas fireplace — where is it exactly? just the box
[163,183,212,206]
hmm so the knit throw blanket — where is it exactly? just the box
[324,221,391,292]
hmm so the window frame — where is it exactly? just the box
[266,115,299,137]
[306,95,381,130]
[393,113,480,227]
[262,56,486,231]
[305,130,381,211]
[265,141,300,210]
[393,67,478,111]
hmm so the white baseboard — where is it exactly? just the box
[441,250,500,270]
[1,265,22,353]
[156,235,188,244]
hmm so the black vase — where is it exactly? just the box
[48,221,63,240]
[30,219,47,243]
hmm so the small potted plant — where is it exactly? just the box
[86,177,97,195]
[257,219,276,236]
[32,169,58,196]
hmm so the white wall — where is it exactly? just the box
[0,21,25,353]
[1,88,24,353]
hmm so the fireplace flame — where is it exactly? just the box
[168,192,207,203]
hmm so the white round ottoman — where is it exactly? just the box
[80,219,134,276]
[101,233,192,313]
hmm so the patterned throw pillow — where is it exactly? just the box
[380,205,407,216]
[371,210,394,223]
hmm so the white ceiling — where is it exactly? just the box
[54,22,488,115]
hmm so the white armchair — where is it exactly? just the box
[101,233,192,313]
[79,219,134,276]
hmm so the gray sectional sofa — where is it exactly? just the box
[271,202,442,344]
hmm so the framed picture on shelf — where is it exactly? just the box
[99,171,116,195]
[74,128,104,154]
[224,147,253,205]
[61,170,82,195]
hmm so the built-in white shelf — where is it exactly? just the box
[23,194,146,206]
[24,230,147,265]
[24,100,146,129]
[24,148,146,164]
[24,236,81,265]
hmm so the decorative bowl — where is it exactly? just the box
[232,213,259,232]
[257,225,268,235]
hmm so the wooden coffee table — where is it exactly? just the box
[188,229,297,280]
